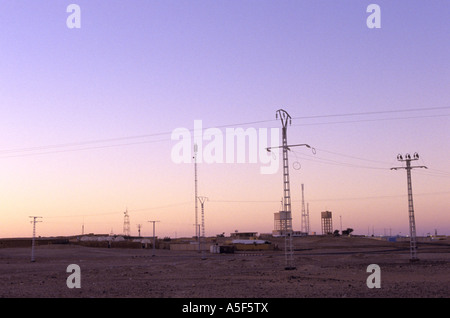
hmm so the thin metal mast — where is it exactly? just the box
[301,184,307,234]
[391,153,427,262]
[29,216,42,262]
[306,202,310,234]
[194,143,199,251]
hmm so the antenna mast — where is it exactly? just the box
[301,184,308,234]
[306,202,310,235]
[194,143,199,251]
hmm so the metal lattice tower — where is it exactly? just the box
[300,184,309,234]
[29,216,42,262]
[267,109,314,270]
[123,209,130,237]
[194,143,199,250]
[279,109,294,269]
[198,196,208,260]
[391,153,427,262]
[306,202,310,234]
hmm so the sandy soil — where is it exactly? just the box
[0,236,448,298]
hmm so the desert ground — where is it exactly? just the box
[0,236,448,298]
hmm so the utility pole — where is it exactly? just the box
[391,153,427,262]
[267,109,315,270]
[197,196,208,260]
[148,220,160,256]
[29,216,42,262]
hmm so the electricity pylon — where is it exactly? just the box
[29,216,42,262]
[300,184,309,234]
[267,109,314,270]
[306,202,310,234]
[197,196,208,260]
[123,209,130,237]
[194,143,199,251]
[391,153,427,262]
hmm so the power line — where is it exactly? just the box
[290,148,389,170]
[1,106,448,159]
[290,148,450,178]
[291,113,450,128]
[312,148,397,166]
[291,106,450,120]
[43,201,191,219]
[208,191,450,204]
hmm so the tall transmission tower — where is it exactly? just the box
[300,184,309,234]
[197,196,208,260]
[306,202,310,234]
[193,143,199,251]
[267,109,314,270]
[123,209,130,237]
[391,153,427,262]
[29,216,42,262]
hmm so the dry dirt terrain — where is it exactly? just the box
[0,236,448,298]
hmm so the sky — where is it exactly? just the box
[0,0,449,239]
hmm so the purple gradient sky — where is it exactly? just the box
[0,1,449,238]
